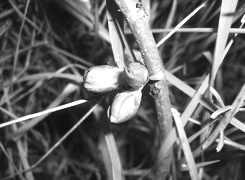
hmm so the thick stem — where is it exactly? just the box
[114,0,164,80]
[114,0,173,179]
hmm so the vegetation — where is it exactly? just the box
[1,0,245,179]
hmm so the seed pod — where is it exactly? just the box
[124,62,149,89]
[83,65,123,93]
[109,90,142,123]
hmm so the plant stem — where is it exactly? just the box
[114,0,173,179]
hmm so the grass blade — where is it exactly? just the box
[165,70,245,133]
[17,72,83,84]
[0,142,26,180]
[210,105,232,119]
[172,108,200,180]
[156,2,206,48]
[107,0,125,69]
[222,137,245,151]
[181,160,220,171]
[2,101,101,180]
[210,0,238,87]
[141,27,245,34]
[203,83,245,150]
[10,84,78,137]
[12,0,30,80]
[0,99,87,128]
[156,75,209,166]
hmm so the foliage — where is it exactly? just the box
[1,0,245,179]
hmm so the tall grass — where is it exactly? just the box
[1,0,245,180]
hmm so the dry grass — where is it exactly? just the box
[1,0,245,180]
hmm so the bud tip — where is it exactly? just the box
[110,116,117,123]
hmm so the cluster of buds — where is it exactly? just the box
[83,62,149,123]
[83,65,124,93]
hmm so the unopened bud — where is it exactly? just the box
[124,62,149,89]
[83,65,123,93]
[109,90,142,123]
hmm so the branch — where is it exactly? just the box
[114,0,173,179]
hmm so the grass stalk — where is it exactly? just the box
[171,108,199,180]
[210,0,238,88]
[0,99,87,129]
[202,83,245,150]
[149,28,245,34]
[2,101,101,180]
